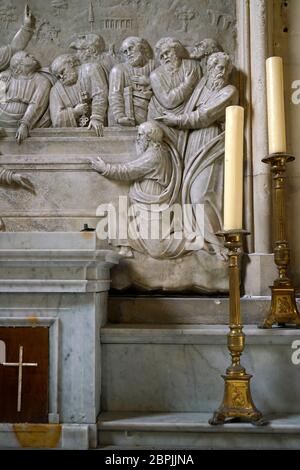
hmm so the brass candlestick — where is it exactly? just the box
[209,230,264,425]
[261,153,300,328]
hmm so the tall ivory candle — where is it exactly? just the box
[223,106,244,231]
[266,57,286,154]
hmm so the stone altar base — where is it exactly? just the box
[0,232,119,449]
[98,323,300,449]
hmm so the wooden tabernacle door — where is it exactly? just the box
[0,327,49,423]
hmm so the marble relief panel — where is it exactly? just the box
[0,0,238,292]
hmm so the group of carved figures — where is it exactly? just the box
[0,6,239,260]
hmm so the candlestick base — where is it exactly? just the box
[209,373,264,425]
[261,286,300,328]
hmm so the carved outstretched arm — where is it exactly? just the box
[178,85,239,129]
[11,5,35,54]
[0,168,14,185]
[10,26,34,55]
[0,7,35,72]
[0,167,34,191]
[101,161,151,181]
[91,152,156,182]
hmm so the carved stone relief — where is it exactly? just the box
[91,51,237,262]
[51,1,68,17]
[0,1,236,65]
[0,0,238,292]
[34,19,61,45]
[50,53,107,134]
[109,36,155,126]
[0,1,17,30]
[0,1,236,135]
[0,160,34,230]
[0,51,51,142]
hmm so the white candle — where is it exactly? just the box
[266,56,287,154]
[223,106,244,231]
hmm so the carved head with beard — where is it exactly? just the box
[69,33,105,63]
[120,37,153,68]
[190,38,222,73]
[156,37,189,72]
[51,54,81,86]
[10,51,40,77]
[136,121,164,155]
[206,52,233,91]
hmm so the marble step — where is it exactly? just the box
[108,295,300,325]
[98,412,300,449]
[100,324,300,414]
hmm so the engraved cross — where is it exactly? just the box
[2,346,38,412]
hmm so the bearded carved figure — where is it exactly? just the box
[109,36,155,127]
[0,51,51,143]
[49,53,108,136]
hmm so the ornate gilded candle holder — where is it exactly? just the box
[261,153,300,328]
[209,230,264,425]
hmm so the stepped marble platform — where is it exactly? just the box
[98,412,300,449]
[99,323,300,449]
[101,324,300,414]
[108,295,295,324]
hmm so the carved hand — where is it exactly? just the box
[12,173,34,192]
[16,123,29,144]
[117,116,135,127]
[88,119,104,137]
[90,156,107,173]
[131,75,150,87]
[74,103,89,117]
[156,113,179,127]
[23,4,35,29]
[185,68,198,88]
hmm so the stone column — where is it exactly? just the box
[244,0,277,295]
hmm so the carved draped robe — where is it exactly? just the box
[109,60,156,126]
[148,59,202,157]
[180,78,239,253]
[0,71,51,129]
[50,62,108,127]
